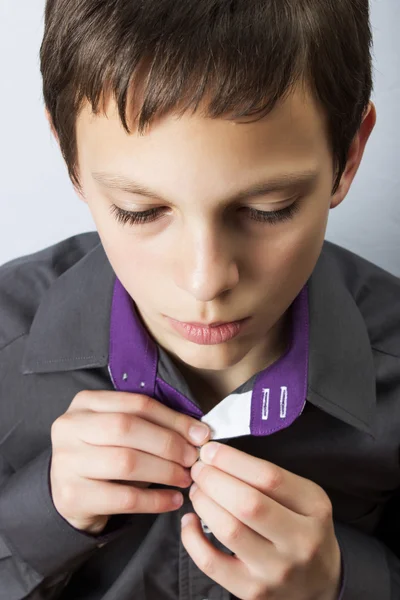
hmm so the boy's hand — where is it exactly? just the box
[50,390,210,535]
[182,442,342,600]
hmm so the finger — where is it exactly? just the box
[191,461,307,553]
[58,477,184,517]
[189,483,281,574]
[57,410,199,468]
[180,512,254,600]
[71,443,192,488]
[200,442,324,516]
[70,390,211,446]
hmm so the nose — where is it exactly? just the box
[173,221,239,302]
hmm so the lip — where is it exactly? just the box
[184,320,235,327]
[166,316,250,345]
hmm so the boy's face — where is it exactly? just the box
[69,84,374,374]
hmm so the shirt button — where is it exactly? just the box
[97,542,107,548]
[200,519,211,534]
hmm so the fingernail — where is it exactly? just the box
[189,482,198,498]
[189,424,209,444]
[191,460,205,479]
[181,513,194,528]
[172,492,183,507]
[201,442,219,463]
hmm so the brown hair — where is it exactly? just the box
[40,0,374,195]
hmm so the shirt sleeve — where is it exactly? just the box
[333,519,397,599]
[0,447,135,599]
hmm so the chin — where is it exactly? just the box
[171,339,248,371]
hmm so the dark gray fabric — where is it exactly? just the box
[158,344,258,406]
[0,231,399,599]
[157,346,200,407]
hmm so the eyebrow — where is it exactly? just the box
[91,168,319,204]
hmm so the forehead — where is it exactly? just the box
[76,83,330,174]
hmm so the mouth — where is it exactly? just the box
[165,316,251,346]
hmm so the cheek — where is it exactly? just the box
[250,202,328,294]
[86,199,158,281]
[103,235,166,302]
[275,203,329,283]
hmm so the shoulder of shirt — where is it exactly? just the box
[0,231,101,353]
[323,240,400,359]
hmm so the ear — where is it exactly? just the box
[330,101,377,209]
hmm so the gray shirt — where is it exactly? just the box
[0,231,399,600]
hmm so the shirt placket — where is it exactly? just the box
[178,493,232,600]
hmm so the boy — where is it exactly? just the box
[0,0,399,599]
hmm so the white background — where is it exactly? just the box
[0,0,399,276]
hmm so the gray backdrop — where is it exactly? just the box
[1,0,399,276]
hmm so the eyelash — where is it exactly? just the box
[109,199,301,227]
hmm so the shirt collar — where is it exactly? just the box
[21,236,377,439]
[108,277,309,440]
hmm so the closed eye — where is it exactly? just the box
[109,199,302,226]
